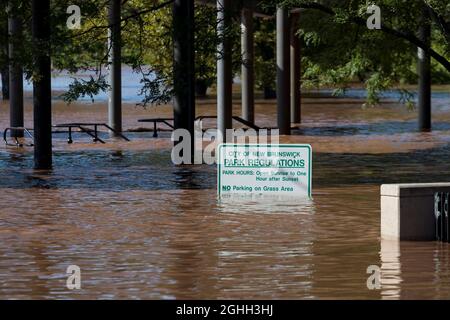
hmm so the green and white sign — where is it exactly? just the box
[217,144,312,198]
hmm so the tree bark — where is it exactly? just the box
[1,16,9,100]
[1,69,9,100]
[9,3,24,137]
[108,0,122,134]
[195,79,208,97]
[32,0,52,169]
[173,0,195,162]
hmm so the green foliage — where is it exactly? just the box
[254,18,276,94]
[61,75,110,103]
[274,0,450,105]
[0,0,449,107]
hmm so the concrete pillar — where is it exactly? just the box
[418,10,431,132]
[32,0,52,169]
[380,183,450,241]
[217,0,233,142]
[276,7,290,135]
[290,12,301,124]
[241,7,254,124]
[8,4,24,137]
[108,0,122,134]
[173,0,195,163]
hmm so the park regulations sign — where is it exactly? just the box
[217,144,312,198]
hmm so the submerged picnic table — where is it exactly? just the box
[3,127,34,147]
[53,123,130,144]
[3,123,130,147]
[138,116,262,137]
[137,118,174,137]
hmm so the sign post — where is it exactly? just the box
[217,144,312,198]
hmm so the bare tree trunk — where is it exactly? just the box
[108,0,122,135]
[418,8,431,132]
[8,1,24,137]
[1,69,9,100]
[32,0,52,169]
[1,16,9,100]
[173,0,195,162]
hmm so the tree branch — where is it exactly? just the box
[424,2,450,46]
[300,2,450,73]
[69,0,174,39]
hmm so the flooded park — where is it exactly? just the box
[1,73,450,299]
[1,0,450,302]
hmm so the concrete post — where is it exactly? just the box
[290,12,301,124]
[276,7,290,135]
[173,0,195,163]
[418,10,431,132]
[108,0,122,134]
[8,4,24,137]
[380,183,450,241]
[217,0,233,142]
[241,7,254,124]
[32,0,52,169]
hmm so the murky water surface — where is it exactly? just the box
[1,90,450,299]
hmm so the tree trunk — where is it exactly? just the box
[264,86,276,99]
[32,0,52,169]
[108,0,122,134]
[216,0,233,142]
[9,3,24,137]
[195,79,208,97]
[418,8,431,131]
[173,0,195,163]
[1,69,9,100]
[1,15,8,100]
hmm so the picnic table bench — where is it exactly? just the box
[3,127,34,147]
[53,123,130,144]
[138,116,262,137]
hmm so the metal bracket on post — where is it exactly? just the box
[434,192,450,242]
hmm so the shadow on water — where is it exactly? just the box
[380,240,450,300]
[2,141,450,190]
[314,144,450,186]
[0,149,216,191]
[294,121,450,137]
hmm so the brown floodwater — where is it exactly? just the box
[1,93,450,299]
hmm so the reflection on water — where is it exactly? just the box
[380,241,450,300]
[218,194,315,215]
[380,240,402,300]
[1,95,450,299]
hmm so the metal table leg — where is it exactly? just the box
[68,126,73,144]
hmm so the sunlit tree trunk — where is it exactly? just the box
[108,0,122,135]
[418,8,431,132]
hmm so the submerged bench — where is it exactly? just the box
[53,123,130,144]
[3,127,34,147]
[138,116,263,138]
[196,116,262,131]
[137,118,174,137]
[381,183,450,241]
